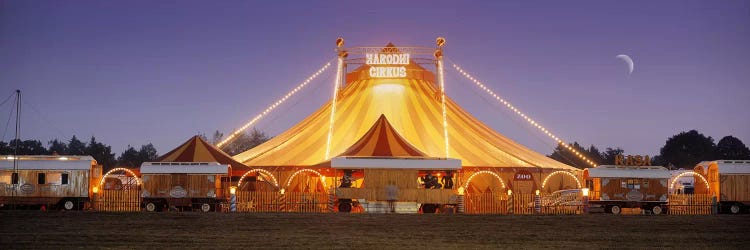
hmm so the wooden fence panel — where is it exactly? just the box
[96,186,141,212]
[236,191,280,212]
[235,191,330,213]
[513,194,535,215]
[668,194,712,215]
[464,193,507,214]
[285,192,329,213]
[464,193,583,215]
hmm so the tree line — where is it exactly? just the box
[2,129,745,171]
[0,136,155,172]
[549,130,750,169]
[0,128,270,172]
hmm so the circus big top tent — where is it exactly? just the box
[233,44,576,172]
[223,42,587,205]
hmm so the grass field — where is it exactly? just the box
[1,211,749,249]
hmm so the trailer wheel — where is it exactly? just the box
[611,205,621,215]
[652,205,663,215]
[730,204,741,214]
[338,202,352,213]
[200,203,211,212]
[422,204,438,213]
[145,202,157,212]
[62,199,77,210]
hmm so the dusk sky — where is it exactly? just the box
[1,0,748,159]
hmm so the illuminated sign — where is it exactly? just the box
[615,154,651,166]
[514,170,534,181]
[366,53,410,78]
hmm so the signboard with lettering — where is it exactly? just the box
[514,170,534,181]
[513,170,535,194]
[615,154,651,166]
[366,53,410,78]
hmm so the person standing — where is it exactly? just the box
[386,181,398,213]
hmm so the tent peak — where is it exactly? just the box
[337,114,428,158]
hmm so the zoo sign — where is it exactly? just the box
[514,170,534,181]
[366,53,409,78]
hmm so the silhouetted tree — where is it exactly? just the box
[600,147,625,165]
[221,128,270,156]
[657,130,716,169]
[48,139,68,155]
[211,130,224,145]
[85,136,116,171]
[117,146,141,167]
[0,141,10,155]
[67,136,86,155]
[651,155,667,167]
[138,143,159,163]
[716,135,750,160]
[117,144,158,168]
[199,130,226,145]
[4,139,48,155]
[548,142,602,169]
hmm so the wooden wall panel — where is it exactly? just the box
[0,170,89,198]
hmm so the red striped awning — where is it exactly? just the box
[338,114,427,157]
[157,136,249,171]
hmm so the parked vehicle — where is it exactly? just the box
[0,155,102,210]
[140,162,228,212]
[583,165,670,214]
[695,160,750,214]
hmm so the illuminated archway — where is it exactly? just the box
[237,169,279,188]
[285,169,325,187]
[541,170,582,190]
[670,171,710,192]
[100,167,141,187]
[462,170,506,190]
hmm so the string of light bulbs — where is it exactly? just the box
[324,57,344,160]
[217,61,333,148]
[437,59,450,158]
[451,63,597,167]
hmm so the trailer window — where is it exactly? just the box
[62,173,69,185]
[626,179,638,189]
[38,173,46,184]
[0,172,11,184]
[47,173,62,185]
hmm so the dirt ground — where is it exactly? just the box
[1,211,749,249]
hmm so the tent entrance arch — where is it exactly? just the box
[284,169,329,213]
[97,168,142,211]
[237,169,279,191]
[462,170,509,214]
[541,170,582,193]
[670,171,710,194]
[235,169,280,212]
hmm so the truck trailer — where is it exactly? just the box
[584,165,670,214]
[140,162,228,212]
[695,160,750,214]
[0,155,102,210]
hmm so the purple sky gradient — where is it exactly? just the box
[1,0,748,159]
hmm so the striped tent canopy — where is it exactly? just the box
[157,136,249,173]
[234,44,576,171]
[339,114,428,157]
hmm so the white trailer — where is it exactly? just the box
[0,155,102,210]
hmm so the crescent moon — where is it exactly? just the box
[616,54,634,75]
